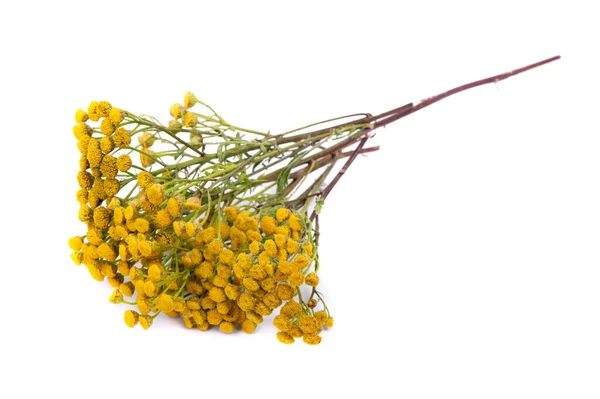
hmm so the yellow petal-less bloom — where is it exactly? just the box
[124,310,139,328]
[68,236,83,251]
[184,91,198,109]
[275,207,290,222]
[276,331,295,344]
[135,218,150,233]
[156,294,175,312]
[288,214,302,231]
[109,107,124,125]
[167,197,181,217]
[113,127,131,148]
[100,118,115,136]
[260,215,277,235]
[302,333,322,345]
[305,272,319,287]
[75,109,89,123]
[139,315,153,330]
[224,206,238,223]
[241,319,256,334]
[116,154,132,172]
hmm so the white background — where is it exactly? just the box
[0,1,598,398]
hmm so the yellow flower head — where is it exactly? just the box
[289,271,304,287]
[237,292,255,312]
[75,109,89,123]
[288,214,303,231]
[219,321,234,333]
[249,240,260,255]
[109,107,124,125]
[281,299,302,317]
[224,206,238,223]
[100,118,115,136]
[77,135,91,155]
[96,101,112,118]
[325,317,334,329]
[77,170,93,191]
[277,260,296,275]
[207,308,223,325]
[264,239,277,256]
[303,243,313,257]
[145,184,164,206]
[276,284,295,301]
[219,249,235,265]
[263,292,282,309]
[184,91,198,109]
[147,262,162,282]
[143,280,158,297]
[299,315,322,334]
[246,229,262,242]
[315,310,328,325]
[109,289,123,304]
[98,243,117,261]
[303,333,322,345]
[185,222,197,237]
[259,277,276,292]
[169,103,184,119]
[183,111,198,127]
[93,206,110,228]
[184,196,201,210]
[286,239,299,253]
[134,218,150,233]
[76,189,88,205]
[242,277,260,292]
[154,209,172,229]
[224,283,241,300]
[140,149,156,168]
[139,315,153,330]
[156,294,175,313]
[116,154,132,172]
[273,315,292,332]
[241,319,257,334]
[167,197,182,217]
[274,234,287,249]
[294,254,310,269]
[113,127,131,148]
[208,287,226,303]
[207,239,223,255]
[276,331,295,344]
[305,272,319,287]
[260,215,277,235]
[100,155,117,179]
[73,122,92,140]
[120,282,135,297]
[68,236,84,251]
[100,136,114,154]
[88,101,100,121]
[86,138,103,168]
[124,310,139,328]
[104,179,121,199]
[275,207,290,222]
[79,155,89,171]
[249,265,267,281]
[216,300,231,315]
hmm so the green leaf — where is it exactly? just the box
[276,151,306,194]
[217,143,226,163]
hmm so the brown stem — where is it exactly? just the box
[310,136,370,221]
[371,55,561,129]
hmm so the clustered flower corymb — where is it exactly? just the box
[70,96,333,344]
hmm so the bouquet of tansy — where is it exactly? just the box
[68,56,559,344]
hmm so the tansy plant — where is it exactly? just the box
[69,56,559,345]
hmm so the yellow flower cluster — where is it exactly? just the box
[70,97,333,344]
